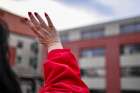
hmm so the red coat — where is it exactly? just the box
[39,49,90,93]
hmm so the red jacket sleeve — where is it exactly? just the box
[39,49,90,93]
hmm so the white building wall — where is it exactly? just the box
[10,33,43,76]
[105,23,120,36]
[121,54,140,66]
[82,77,106,89]
[121,78,140,90]
[9,33,35,68]
[69,30,81,41]
[79,57,105,68]
[9,33,43,93]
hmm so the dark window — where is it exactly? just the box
[30,42,39,54]
[121,66,140,77]
[130,66,140,77]
[121,67,131,77]
[29,57,37,69]
[80,48,105,57]
[85,68,96,77]
[81,68,94,77]
[90,89,105,93]
[120,44,140,55]
[16,56,22,64]
[17,41,23,49]
[81,67,105,77]
[37,78,43,86]
[81,28,104,39]
[121,90,140,93]
[80,69,84,76]
[120,22,140,34]
[60,33,69,42]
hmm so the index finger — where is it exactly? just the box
[45,12,54,27]
[28,12,39,26]
[34,12,47,28]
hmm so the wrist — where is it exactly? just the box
[47,42,63,53]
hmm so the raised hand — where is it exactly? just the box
[24,12,63,52]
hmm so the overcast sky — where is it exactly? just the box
[0,0,140,30]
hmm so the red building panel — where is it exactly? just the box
[9,47,16,66]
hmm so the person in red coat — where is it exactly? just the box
[24,12,90,93]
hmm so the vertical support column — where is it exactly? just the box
[106,39,120,93]
[9,47,16,66]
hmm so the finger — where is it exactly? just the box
[44,12,54,27]
[31,27,44,39]
[24,18,44,38]
[24,18,51,38]
[40,27,51,36]
[28,12,40,26]
[34,12,48,28]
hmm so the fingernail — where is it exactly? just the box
[34,12,38,16]
[28,12,32,15]
[45,12,48,16]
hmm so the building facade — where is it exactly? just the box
[0,9,44,93]
[60,16,140,93]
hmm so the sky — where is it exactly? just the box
[0,0,140,31]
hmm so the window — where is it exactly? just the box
[80,49,93,57]
[17,41,23,49]
[60,33,69,42]
[81,28,104,39]
[121,66,140,77]
[30,42,39,54]
[136,23,140,31]
[121,67,131,77]
[90,89,105,93]
[130,66,140,77]
[29,57,37,69]
[81,67,105,77]
[120,22,140,34]
[121,90,140,93]
[16,56,22,64]
[37,78,43,86]
[80,48,105,57]
[85,68,96,77]
[120,44,140,55]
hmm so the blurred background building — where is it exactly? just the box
[0,9,44,93]
[60,15,140,93]
[0,8,140,93]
